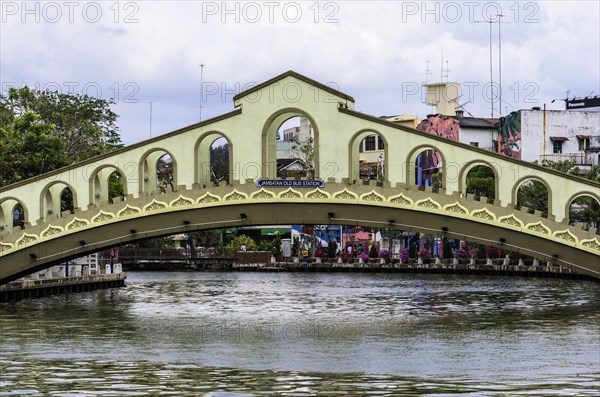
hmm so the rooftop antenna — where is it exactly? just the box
[443,60,450,83]
[457,100,473,117]
[498,13,503,117]
[199,64,205,122]
[440,48,444,83]
[422,60,432,85]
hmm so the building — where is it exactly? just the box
[414,82,600,172]
[499,108,600,170]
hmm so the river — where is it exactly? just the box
[1,271,598,396]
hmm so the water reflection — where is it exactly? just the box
[1,272,598,395]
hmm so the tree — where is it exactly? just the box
[226,235,257,250]
[0,86,122,186]
[536,160,599,230]
[291,137,315,178]
[517,180,548,216]
[210,143,229,184]
[156,155,174,193]
[0,111,70,185]
[108,171,125,203]
[466,165,495,200]
[536,159,580,174]
[1,86,121,161]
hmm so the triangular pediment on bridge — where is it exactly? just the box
[233,70,355,107]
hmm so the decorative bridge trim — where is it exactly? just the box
[1,182,599,258]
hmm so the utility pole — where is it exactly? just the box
[199,64,205,122]
[148,101,153,138]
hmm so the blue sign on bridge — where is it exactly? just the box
[256,179,325,188]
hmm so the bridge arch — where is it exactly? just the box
[88,164,128,206]
[0,197,28,230]
[39,181,78,220]
[261,108,320,179]
[138,148,178,193]
[459,160,500,202]
[195,131,233,187]
[513,175,552,216]
[349,129,388,183]
[565,191,600,229]
[406,144,446,189]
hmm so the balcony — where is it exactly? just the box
[539,152,594,166]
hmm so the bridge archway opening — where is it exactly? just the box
[274,115,315,178]
[409,146,444,189]
[12,203,25,228]
[567,193,600,232]
[195,132,232,187]
[262,110,318,179]
[350,130,387,183]
[463,163,497,203]
[90,166,127,206]
[40,182,77,220]
[515,178,550,216]
[140,149,177,193]
[0,198,27,231]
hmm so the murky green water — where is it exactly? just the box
[1,272,599,396]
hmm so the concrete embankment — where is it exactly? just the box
[0,273,127,302]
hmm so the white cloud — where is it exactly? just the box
[1,1,598,145]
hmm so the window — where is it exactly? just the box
[553,140,563,154]
[365,136,376,151]
[378,137,385,150]
[578,137,589,151]
[470,142,479,147]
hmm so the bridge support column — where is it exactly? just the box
[142,152,164,193]
[43,184,66,220]
[551,199,566,223]
[93,168,117,205]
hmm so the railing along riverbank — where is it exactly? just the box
[232,261,597,281]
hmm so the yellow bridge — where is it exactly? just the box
[1,71,599,282]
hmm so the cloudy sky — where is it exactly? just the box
[1,0,598,145]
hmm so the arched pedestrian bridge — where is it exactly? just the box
[1,71,599,282]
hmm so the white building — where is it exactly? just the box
[514,108,600,169]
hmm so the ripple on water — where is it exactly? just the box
[0,272,598,395]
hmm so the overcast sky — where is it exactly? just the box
[1,0,599,145]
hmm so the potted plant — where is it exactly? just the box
[400,248,410,264]
[379,249,392,263]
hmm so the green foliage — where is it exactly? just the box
[326,239,337,258]
[517,180,548,216]
[258,234,282,257]
[476,244,486,260]
[291,137,315,178]
[210,143,229,184]
[409,245,416,259]
[442,239,453,259]
[537,159,580,175]
[0,111,70,185]
[108,171,125,203]
[586,165,600,182]
[156,155,174,193]
[128,236,176,249]
[60,188,74,213]
[466,165,495,200]
[431,171,443,189]
[2,86,121,158]
[0,86,121,186]
[226,234,257,250]
[291,237,299,257]
[368,243,379,258]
